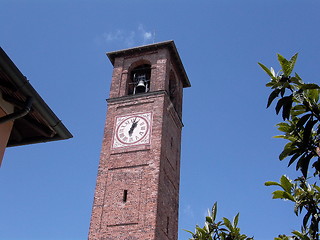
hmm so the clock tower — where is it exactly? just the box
[88,41,190,240]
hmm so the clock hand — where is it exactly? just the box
[128,118,139,136]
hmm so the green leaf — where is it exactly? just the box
[275,96,292,118]
[315,89,320,103]
[308,89,320,103]
[258,62,277,80]
[273,135,286,139]
[288,53,298,75]
[206,216,213,224]
[288,152,303,167]
[296,153,307,171]
[272,190,286,199]
[265,181,282,187]
[280,87,286,97]
[302,210,311,228]
[277,53,298,77]
[267,89,281,108]
[211,202,217,222]
[302,119,316,145]
[282,96,293,120]
[272,190,294,201]
[277,54,290,76]
[196,226,206,235]
[294,203,302,216]
[292,231,307,239]
[275,99,284,115]
[222,217,233,231]
[276,122,291,132]
[280,175,293,192]
[313,184,320,192]
[279,146,293,160]
[266,82,274,87]
[291,109,306,117]
[204,222,210,233]
[296,114,312,130]
[183,229,195,235]
[292,104,306,111]
[233,213,239,227]
[301,83,320,90]
[297,152,314,178]
[290,76,302,85]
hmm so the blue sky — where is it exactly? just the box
[1,1,320,240]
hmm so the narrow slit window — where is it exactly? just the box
[166,216,169,234]
[123,190,128,202]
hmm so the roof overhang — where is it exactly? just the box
[0,47,72,147]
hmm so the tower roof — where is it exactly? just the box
[107,40,191,88]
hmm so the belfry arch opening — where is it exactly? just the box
[169,70,180,114]
[128,64,151,95]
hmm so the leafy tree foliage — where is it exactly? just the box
[265,176,320,239]
[259,54,320,178]
[185,202,253,240]
[259,54,320,239]
[187,54,320,240]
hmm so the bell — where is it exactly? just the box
[135,79,146,93]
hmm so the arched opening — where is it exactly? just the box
[169,70,182,117]
[128,64,151,95]
[169,70,178,108]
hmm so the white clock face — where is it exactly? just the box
[113,113,152,149]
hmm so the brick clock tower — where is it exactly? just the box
[88,41,190,240]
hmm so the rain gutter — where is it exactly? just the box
[0,48,72,140]
[0,96,33,124]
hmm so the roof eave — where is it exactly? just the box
[0,47,73,145]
